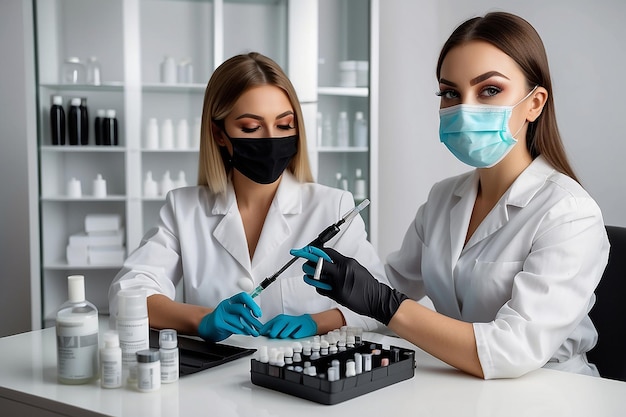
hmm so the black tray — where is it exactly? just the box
[149,329,255,376]
[250,341,416,405]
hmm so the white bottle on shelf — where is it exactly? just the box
[192,117,202,149]
[322,115,333,147]
[161,170,174,196]
[353,168,367,200]
[176,119,189,149]
[336,111,350,147]
[160,56,176,84]
[143,171,158,198]
[145,118,159,149]
[67,177,82,198]
[93,174,107,198]
[353,112,368,147]
[161,119,174,149]
[335,172,348,191]
[175,170,187,189]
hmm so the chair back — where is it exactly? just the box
[587,225,626,381]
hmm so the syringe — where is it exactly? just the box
[249,198,370,298]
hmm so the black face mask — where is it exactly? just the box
[220,132,298,184]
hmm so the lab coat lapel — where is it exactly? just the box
[251,173,302,269]
[450,172,478,265]
[212,183,252,273]
[463,156,551,250]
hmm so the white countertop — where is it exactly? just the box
[1,323,624,417]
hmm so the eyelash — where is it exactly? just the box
[435,85,503,100]
[240,124,294,134]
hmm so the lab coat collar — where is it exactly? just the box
[452,155,552,253]
[211,172,303,273]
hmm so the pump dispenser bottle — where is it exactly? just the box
[115,289,149,383]
[55,275,99,384]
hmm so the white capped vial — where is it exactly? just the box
[159,329,179,383]
[345,359,356,378]
[136,349,160,392]
[100,331,122,389]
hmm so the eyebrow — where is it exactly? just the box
[234,110,294,121]
[438,71,510,87]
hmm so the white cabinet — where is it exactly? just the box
[33,0,377,326]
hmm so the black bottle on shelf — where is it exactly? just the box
[68,98,82,145]
[80,98,89,145]
[103,109,119,146]
[50,95,65,145]
[94,109,105,145]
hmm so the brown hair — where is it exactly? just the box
[197,52,314,193]
[436,12,580,183]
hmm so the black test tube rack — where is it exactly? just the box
[250,341,416,405]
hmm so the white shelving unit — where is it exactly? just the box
[33,0,377,327]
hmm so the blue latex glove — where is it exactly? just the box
[260,314,317,339]
[198,292,263,342]
[290,246,409,325]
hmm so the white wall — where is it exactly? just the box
[377,0,626,260]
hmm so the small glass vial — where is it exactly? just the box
[136,349,161,392]
[159,329,179,384]
[100,331,122,389]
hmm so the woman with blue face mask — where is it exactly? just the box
[291,12,610,379]
[109,53,389,342]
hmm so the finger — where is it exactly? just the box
[290,246,333,263]
[260,319,287,339]
[229,292,262,318]
[226,304,264,329]
[304,275,333,291]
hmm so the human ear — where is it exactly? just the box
[212,121,227,146]
[526,86,548,122]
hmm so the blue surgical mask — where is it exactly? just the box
[439,86,538,168]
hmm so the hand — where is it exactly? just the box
[290,246,409,325]
[198,292,263,342]
[260,314,317,339]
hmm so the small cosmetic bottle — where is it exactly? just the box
[159,329,179,383]
[136,349,161,392]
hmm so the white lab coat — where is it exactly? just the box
[385,156,610,379]
[109,172,387,331]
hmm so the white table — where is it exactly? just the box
[1,323,624,417]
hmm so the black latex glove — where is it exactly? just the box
[290,246,408,325]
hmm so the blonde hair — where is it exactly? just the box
[197,52,314,193]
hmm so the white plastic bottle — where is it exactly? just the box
[335,172,348,191]
[159,329,179,383]
[160,56,176,84]
[353,111,368,147]
[86,56,102,86]
[176,119,189,149]
[161,170,174,196]
[100,331,122,389]
[93,174,107,198]
[353,168,367,200]
[161,119,174,149]
[144,171,158,198]
[145,118,159,149]
[115,289,149,383]
[136,349,161,392]
[336,111,350,147]
[56,275,99,384]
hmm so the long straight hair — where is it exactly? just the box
[436,12,580,183]
[198,52,314,193]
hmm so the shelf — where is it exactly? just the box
[40,82,124,92]
[141,148,199,153]
[318,86,369,97]
[317,146,369,153]
[41,146,126,153]
[41,195,127,202]
[142,83,206,93]
[44,262,123,270]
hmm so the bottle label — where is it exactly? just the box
[101,356,122,388]
[56,325,99,380]
[160,349,179,383]
[116,318,149,378]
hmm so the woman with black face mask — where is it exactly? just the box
[109,52,389,342]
